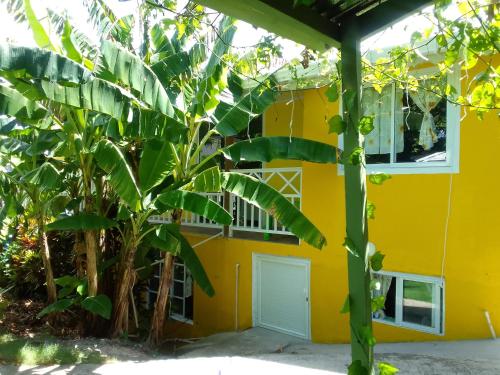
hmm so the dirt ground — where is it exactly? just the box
[1,328,499,374]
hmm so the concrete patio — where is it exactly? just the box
[1,328,499,374]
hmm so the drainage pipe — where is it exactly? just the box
[485,310,496,339]
[235,263,240,331]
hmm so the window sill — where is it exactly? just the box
[169,314,194,325]
[337,162,459,176]
[373,317,444,336]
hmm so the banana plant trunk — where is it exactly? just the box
[37,217,57,304]
[340,18,373,371]
[148,209,182,346]
[110,239,138,338]
[84,230,99,297]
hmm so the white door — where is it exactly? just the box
[253,253,310,339]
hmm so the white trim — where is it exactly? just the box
[373,270,445,336]
[252,253,311,339]
[337,67,461,176]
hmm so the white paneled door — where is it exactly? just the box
[253,253,310,339]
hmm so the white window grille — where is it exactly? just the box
[229,167,302,236]
[149,167,302,237]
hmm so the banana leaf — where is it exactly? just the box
[0,44,90,83]
[47,214,117,231]
[156,190,232,225]
[93,139,141,211]
[221,172,326,249]
[139,138,176,193]
[100,40,174,117]
[223,137,337,163]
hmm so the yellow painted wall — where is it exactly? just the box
[167,56,500,343]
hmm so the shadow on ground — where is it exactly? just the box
[1,328,499,374]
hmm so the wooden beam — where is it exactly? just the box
[354,0,433,38]
[196,0,340,51]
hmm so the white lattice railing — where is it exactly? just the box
[149,193,224,229]
[149,167,302,236]
[229,167,301,236]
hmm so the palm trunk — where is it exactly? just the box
[38,218,57,304]
[341,19,373,371]
[148,251,174,346]
[110,242,137,338]
[148,209,181,346]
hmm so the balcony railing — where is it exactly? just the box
[149,167,302,237]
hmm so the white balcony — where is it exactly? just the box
[150,167,302,238]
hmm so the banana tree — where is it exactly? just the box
[0,122,68,304]
[0,8,339,346]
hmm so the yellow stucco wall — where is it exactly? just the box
[167,57,500,343]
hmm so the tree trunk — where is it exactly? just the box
[110,243,137,338]
[340,19,373,371]
[148,209,181,346]
[74,232,86,278]
[38,218,57,304]
[84,230,99,297]
[147,251,174,346]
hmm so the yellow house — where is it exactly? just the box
[149,52,500,344]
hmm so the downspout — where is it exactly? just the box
[485,310,497,339]
[235,263,240,331]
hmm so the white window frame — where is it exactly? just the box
[373,270,445,335]
[169,259,194,324]
[338,67,461,175]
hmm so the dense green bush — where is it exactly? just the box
[0,227,74,300]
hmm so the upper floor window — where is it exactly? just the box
[340,68,460,175]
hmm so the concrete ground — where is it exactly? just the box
[1,328,499,374]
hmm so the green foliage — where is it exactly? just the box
[371,295,385,313]
[36,298,74,318]
[93,140,141,211]
[360,325,376,347]
[325,82,339,102]
[340,295,350,314]
[348,147,364,166]
[223,136,337,164]
[0,334,109,365]
[99,40,174,117]
[367,201,376,220]
[47,215,117,231]
[139,139,175,192]
[342,237,359,257]
[358,116,374,135]
[368,173,391,185]
[328,115,346,135]
[378,361,399,375]
[370,251,385,272]
[193,166,222,193]
[81,295,112,319]
[156,191,232,225]
[348,360,369,375]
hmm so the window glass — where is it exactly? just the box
[373,274,396,323]
[362,75,448,166]
[397,78,447,164]
[402,279,434,328]
[170,297,183,315]
[363,86,392,164]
